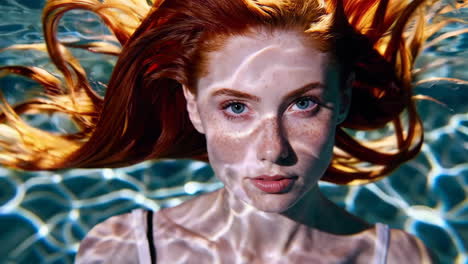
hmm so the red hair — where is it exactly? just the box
[0,0,463,184]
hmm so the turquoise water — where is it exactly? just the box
[0,0,466,263]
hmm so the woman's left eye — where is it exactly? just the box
[290,98,317,111]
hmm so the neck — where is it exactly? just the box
[210,186,366,256]
[160,185,371,259]
[281,185,327,226]
[222,185,369,237]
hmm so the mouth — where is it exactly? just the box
[250,175,297,194]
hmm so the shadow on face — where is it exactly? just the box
[183,28,351,213]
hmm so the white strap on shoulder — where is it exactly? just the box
[373,223,390,264]
[132,209,153,264]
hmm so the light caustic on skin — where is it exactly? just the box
[154,29,381,263]
[77,28,432,264]
[185,29,347,213]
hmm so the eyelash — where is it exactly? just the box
[221,100,250,120]
[289,97,319,113]
[220,96,319,120]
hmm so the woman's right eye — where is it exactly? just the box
[221,101,249,119]
[227,103,246,114]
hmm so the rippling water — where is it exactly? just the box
[0,0,467,263]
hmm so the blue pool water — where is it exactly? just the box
[0,0,467,263]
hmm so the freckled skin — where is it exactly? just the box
[76,28,434,264]
[193,29,340,213]
[161,29,384,262]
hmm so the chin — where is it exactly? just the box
[243,191,302,213]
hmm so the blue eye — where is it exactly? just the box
[227,102,246,114]
[221,101,250,120]
[292,98,316,111]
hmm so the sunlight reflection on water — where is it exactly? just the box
[0,0,466,263]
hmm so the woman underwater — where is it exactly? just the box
[0,0,464,263]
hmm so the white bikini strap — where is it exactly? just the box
[132,209,153,264]
[373,223,390,264]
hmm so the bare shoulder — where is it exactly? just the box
[161,189,223,227]
[387,228,434,264]
[75,210,147,264]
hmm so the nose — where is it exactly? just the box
[256,117,290,164]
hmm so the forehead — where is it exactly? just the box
[197,29,331,93]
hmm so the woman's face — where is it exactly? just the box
[184,29,349,213]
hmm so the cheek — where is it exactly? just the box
[202,116,251,169]
[286,114,337,164]
[206,131,246,165]
[204,126,256,197]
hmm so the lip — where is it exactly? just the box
[250,175,297,194]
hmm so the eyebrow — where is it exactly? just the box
[211,89,261,102]
[210,82,324,101]
[283,82,325,101]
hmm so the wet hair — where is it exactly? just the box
[0,0,462,184]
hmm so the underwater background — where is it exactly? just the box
[0,0,466,263]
